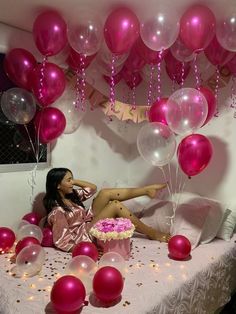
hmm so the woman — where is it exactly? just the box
[43,167,170,252]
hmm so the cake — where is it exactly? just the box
[89,218,135,260]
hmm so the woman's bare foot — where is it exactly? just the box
[145,184,167,199]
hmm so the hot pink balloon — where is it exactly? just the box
[135,37,168,65]
[165,51,191,84]
[226,54,236,76]
[15,236,41,256]
[205,36,235,66]
[93,266,124,304]
[104,7,140,55]
[180,5,216,52]
[199,86,216,126]
[30,62,66,107]
[33,11,67,56]
[41,227,54,247]
[149,98,168,125]
[4,49,37,90]
[168,235,191,260]
[67,47,96,71]
[34,107,66,143]
[103,72,122,86]
[122,67,142,89]
[72,241,99,262]
[22,212,41,225]
[51,275,86,312]
[177,134,213,177]
[124,44,146,72]
[0,227,15,253]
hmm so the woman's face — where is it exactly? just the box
[58,171,73,196]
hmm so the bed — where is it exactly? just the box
[0,233,236,314]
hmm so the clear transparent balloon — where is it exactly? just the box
[17,224,43,243]
[98,251,126,277]
[15,244,45,277]
[216,10,236,52]
[137,122,177,167]
[65,255,97,295]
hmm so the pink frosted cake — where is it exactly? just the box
[89,218,135,260]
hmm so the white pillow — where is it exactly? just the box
[217,206,236,241]
[140,200,174,233]
[171,192,228,244]
[170,202,210,249]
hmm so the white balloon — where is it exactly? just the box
[98,252,126,277]
[137,122,176,167]
[17,224,43,243]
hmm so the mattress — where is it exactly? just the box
[0,234,236,314]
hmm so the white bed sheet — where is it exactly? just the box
[0,234,236,314]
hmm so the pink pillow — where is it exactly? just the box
[170,203,210,249]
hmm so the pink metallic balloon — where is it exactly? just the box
[199,86,216,126]
[4,48,37,90]
[41,227,54,247]
[168,235,191,260]
[124,46,146,72]
[30,62,66,107]
[165,51,191,85]
[205,36,235,66]
[67,47,96,71]
[72,241,99,262]
[180,5,216,52]
[122,67,142,89]
[51,275,86,312]
[33,11,67,56]
[93,266,124,304]
[177,134,213,177]
[149,98,168,125]
[0,227,15,253]
[104,7,140,55]
[15,236,41,256]
[22,212,41,225]
[34,107,66,143]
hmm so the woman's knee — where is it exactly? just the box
[96,188,111,200]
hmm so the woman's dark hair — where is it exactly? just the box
[43,167,85,214]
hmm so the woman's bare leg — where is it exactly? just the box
[92,184,166,216]
[90,200,170,242]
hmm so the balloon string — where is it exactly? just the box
[131,75,136,111]
[230,76,236,110]
[147,65,155,107]
[109,54,116,112]
[27,164,38,206]
[24,124,36,160]
[80,54,86,111]
[39,55,48,101]
[160,166,172,199]
[156,50,163,102]
[193,54,200,90]
[214,66,220,117]
[180,62,185,87]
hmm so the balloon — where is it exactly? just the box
[67,11,103,56]
[205,36,235,66]
[65,256,97,295]
[226,54,236,76]
[168,235,191,260]
[30,62,66,107]
[52,86,87,134]
[0,227,15,253]
[134,37,168,65]
[15,236,41,256]
[165,51,191,85]
[177,134,213,176]
[72,241,99,261]
[98,252,125,277]
[180,5,216,52]
[17,224,43,243]
[96,42,128,68]
[122,67,143,89]
[41,227,54,247]
[33,11,67,56]
[1,88,36,124]
[51,275,86,312]
[170,37,195,62]
[4,49,37,90]
[22,212,41,225]
[140,12,179,51]
[148,98,168,125]
[104,7,140,55]
[137,122,176,167]
[67,47,96,71]
[198,86,216,126]
[16,244,45,277]
[17,220,29,231]
[123,45,146,72]
[93,266,124,304]
[34,107,66,143]
[96,58,124,76]
[103,72,122,86]
[216,10,236,52]
[166,88,208,135]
